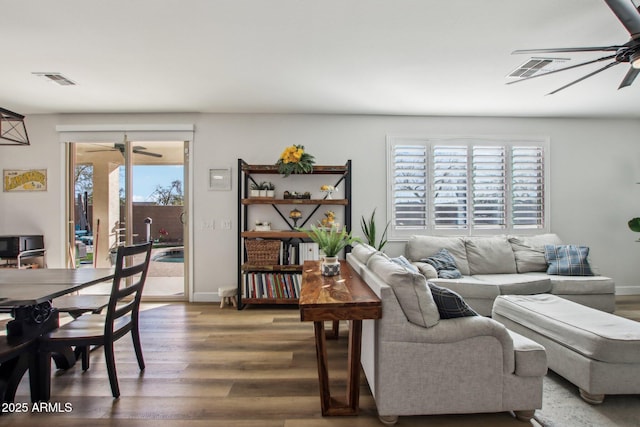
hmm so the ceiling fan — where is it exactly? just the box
[88,142,163,158]
[509,0,640,94]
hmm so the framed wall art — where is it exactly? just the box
[3,169,48,192]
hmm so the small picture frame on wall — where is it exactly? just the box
[209,167,232,191]
[3,169,47,192]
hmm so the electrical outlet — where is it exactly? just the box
[222,219,232,230]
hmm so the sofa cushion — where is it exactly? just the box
[521,272,615,295]
[351,243,378,265]
[465,236,517,274]
[429,276,501,299]
[367,253,440,328]
[420,248,462,279]
[544,245,593,276]
[405,235,470,276]
[508,233,563,273]
[427,282,478,318]
[472,274,551,295]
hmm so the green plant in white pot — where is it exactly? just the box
[299,224,361,276]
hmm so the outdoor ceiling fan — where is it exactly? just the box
[87,142,163,158]
[509,0,640,94]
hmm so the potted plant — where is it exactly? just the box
[276,145,315,177]
[298,224,361,276]
[258,181,268,197]
[250,182,261,198]
[629,217,640,241]
[265,182,275,198]
[360,208,390,251]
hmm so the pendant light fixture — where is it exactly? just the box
[0,108,30,146]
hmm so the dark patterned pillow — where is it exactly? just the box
[420,248,462,279]
[427,282,478,318]
[544,245,594,276]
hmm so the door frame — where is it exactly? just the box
[59,124,194,302]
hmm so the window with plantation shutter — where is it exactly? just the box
[472,146,506,229]
[433,145,468,229]
[387,136,548,238]
[391,144,427,230]
[511,146,545,229]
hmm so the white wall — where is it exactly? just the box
[1,113,639,297]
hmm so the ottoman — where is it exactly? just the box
[492,294,640,404]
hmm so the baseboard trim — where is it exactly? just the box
[615,286,640,296]
[191,291,221,302]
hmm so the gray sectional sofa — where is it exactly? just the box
[404,234,615,316]
[346,246,548,424]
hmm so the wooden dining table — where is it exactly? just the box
[0,267,114,402]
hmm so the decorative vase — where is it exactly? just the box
[321,256,340,276]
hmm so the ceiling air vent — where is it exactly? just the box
[507,58,569,79]
[32,72,76,86]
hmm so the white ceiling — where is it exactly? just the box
[3,0,639,118]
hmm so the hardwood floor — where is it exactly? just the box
[1,296,639,426]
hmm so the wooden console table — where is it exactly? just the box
[299,260,381,416]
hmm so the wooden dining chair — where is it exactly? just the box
[39,241,152,398]
[54,294,111,319]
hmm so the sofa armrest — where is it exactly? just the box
[384,316,516,375]
[508,330,547,377]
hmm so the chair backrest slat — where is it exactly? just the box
[105,242,152,335]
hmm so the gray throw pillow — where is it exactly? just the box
[390,255,419,273]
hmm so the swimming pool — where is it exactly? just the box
[152,247,184,263]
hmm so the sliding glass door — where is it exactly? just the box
[67,139,188,300]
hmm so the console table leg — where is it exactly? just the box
[313,321,331,415]
[346,319,362,412]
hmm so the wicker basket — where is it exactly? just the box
[245,239,280,265]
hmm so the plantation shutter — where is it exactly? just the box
[391,144,427,230]
[433,146,468,229]
[387,136,547,238]
[511,146,545,229]
[472,146,506,229]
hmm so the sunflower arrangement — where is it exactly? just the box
[276,145,315,177]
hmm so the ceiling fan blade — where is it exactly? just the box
[512,46,624,54]
[547,61,621,95]
[133,149,162,158]
[619,66,640,88]
[604,0,640,37]
[507,54,617,85]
